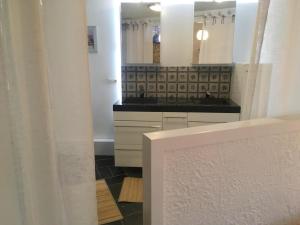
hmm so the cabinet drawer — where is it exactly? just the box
[114,112,162,121]
[188,113,240,123]
[115,150,142,167]
[114,121,162,149]
[163,112,187,130]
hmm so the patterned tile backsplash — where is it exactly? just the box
[122,65,232,99]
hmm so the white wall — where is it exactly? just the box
[86,0,121,155]
[144,117,300,225]
[160,0,194,66]
[233,1,258,63]
[231,1,258,105]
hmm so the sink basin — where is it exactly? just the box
[123,97,158,104]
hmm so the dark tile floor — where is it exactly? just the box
[95,156,143,225]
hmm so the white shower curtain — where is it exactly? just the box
[242,0,300,119]
[122,20,155,64]
[0,0,97,225]
[199,18,235,64]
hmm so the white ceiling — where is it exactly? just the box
[121,1,236,20]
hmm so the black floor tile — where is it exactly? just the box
[123,211,143,225]
[106,175,125,185]
[96,158,115,167]
[108,182,122,201]
[98,166,112,179]
[109,166,125,177]
[105,220,124,225]
[95,168,103,180]
[123,167,143,178]
[118,202,143,217]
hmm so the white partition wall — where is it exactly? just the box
[160,0,194,66]
[143,117,300,225]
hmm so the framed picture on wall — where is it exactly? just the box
[88,26,97,53]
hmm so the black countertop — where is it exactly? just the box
[113,97,241,113]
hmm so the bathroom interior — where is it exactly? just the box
[2,0,300,225]
[91,1,247,224]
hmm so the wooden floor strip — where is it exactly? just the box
[118,177,143,203]
[96,180,123,225]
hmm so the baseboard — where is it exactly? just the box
[94,139,114,156]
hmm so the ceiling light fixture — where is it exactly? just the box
[149,3,161,12]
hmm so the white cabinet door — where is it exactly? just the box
[114,121,162,150]
[188,112,240,123]
[163,112,187,130]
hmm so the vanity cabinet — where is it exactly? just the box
[114,112,162,167]
[187,113,240,127]
[114,111,240,167]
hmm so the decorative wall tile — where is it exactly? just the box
[210,66,220,72]
[122,65,233,99]
[178,67,188,71]
[146,92,157,97]
[159,67,167,71]
[198,83,209,92]
[188,67,198,72]
[188,93,198,100]
[167,72,177,82]
[178,83,188,93]
[127,82,136,92]
[167,93,177,99]
[221,66,232,72]
[199,66,209,72]
[188,72,198,82]
[178,72,188,82]
[127,92,136,97]
[122,82,126,91]
[147,66,157,72]
[127,66,136,71]
[199,72,209,82]
[157,72,167,82]
[147,72,157,82]
[219,93,229,98]
[220,83,230,93]
[127,72,136,81]
[147,83,157,92]
[209,83,219,92]
[157,83,166,92]
[210,93,219,98]
[137,72,146,81]
[177,93,187,99]
[137,82,146,92]
[220,72,231,82]
[209,72,220,82]
[168,83,177,93]
[137,66,146,71]
[168,67,177,72]
[157,93,167,98]
[188,83,198,93]
[122,72,127,81]
[198,93,206,98]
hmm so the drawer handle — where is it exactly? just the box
[164,117,186,119]
[115,125,161,128]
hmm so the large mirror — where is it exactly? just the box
[121,3,161,65]
[193,1,236,64]
[121,1,236,65]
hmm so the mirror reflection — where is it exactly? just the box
[121,3,161,65]
[193,1,236,64]
[121,1,236,65]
